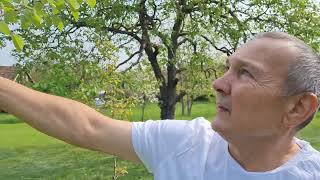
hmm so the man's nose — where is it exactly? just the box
[212,74,231,96]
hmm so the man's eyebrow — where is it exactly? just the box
[226,57,264,73]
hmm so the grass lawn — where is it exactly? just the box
[0,101,319,179]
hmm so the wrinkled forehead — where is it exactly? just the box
[231,38,297,74]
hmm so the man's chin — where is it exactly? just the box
[212,117,231,134]
[211,117,223,132]
[211,119,234,142]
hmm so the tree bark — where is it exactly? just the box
[141,94,146,121]
[159,84,177,119]
[181,96,185,116]
[187,95,193,116]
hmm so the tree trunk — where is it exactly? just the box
[141,94,147,121]
[159,37,179,119]
[181,96,185,116]
[159,84,177,120]
[187,95,193,116]
[141,104,146,122]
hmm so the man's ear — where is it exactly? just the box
[284,93,318,128]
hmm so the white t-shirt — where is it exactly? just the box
[132,117,320,180]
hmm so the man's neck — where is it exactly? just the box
[228,135,301,172]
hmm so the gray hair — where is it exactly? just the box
[255,32,320,131]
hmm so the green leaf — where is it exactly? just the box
[58,21,64,32]
[12,34,24,52]
[0,21,10,35]
[85,0,96,8]
[52,7,60,14]
[21,16,32,29]
[55,0,65,10]
[67,0,80,10]
[1,1,14,12]
[52,16,64,32]
[22,0,28,6]
[4,10,17,23]
[32,9,43,27]
[3,6,14,12]
[47,0,56,7]
[44,15,52,27]
[71,10,79,21]
[34,2,45,16]
[21,9,33,23]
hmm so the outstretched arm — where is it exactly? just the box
[0,77,140,162]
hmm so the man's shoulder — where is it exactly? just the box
[304,148,320,165]
[167,117,213,139]
[295,151,320,178]
[161,116,210,125]
[133,117,215,152]
[295,138,320,171]
[131,117,214,172]
[132,117,212,143]
[135,117,211,131]
[183,116,212,130]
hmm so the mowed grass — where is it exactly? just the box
[297,112,320,149]
[0,119,151,179]
[0,101,319,179]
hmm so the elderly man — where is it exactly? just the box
[1,32,320,179]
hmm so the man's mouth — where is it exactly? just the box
[217,103,230,113]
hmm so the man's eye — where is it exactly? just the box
[239,68,252,77]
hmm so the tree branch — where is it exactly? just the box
[201,35,233,56]
[116,50,141,69]
[175,91,186,103]
[75,21,142,43]
[105,27,141,42]
[139,0,165,84]
[117,37,135,49]
[123,53,143,72]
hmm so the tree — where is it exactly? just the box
[176,41,226,116]
[13,33,134,179]
[12,26,138,118]
[123,59,159,121]
[1,0,320,119]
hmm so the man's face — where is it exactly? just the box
[211,38,296,140]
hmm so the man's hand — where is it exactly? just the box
[0,77,140,162]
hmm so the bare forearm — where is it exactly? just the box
[0,77,98,146]
[0,77,139,161]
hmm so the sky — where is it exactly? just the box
[0,42,16,66]
[1,0,320,66]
